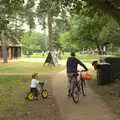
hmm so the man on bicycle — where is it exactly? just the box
[66,52,88,96]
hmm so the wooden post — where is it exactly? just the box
[18,47,21,57]
[8,47,12,59]
[12,47,15,58]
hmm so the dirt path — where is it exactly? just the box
[24,80,62,120]
[6,80,62,120]
[52,71,119,120]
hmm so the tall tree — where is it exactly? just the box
[0,0,25,63]
[0,0,37,63]
[36,0,64,51]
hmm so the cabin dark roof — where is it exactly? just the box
[0,40,22,47]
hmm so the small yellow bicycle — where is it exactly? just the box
[25,81,48,101]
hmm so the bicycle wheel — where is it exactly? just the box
[72,82,80,103]
[41,89,48,99]
[81,80,86,96]
[26,92,34,101]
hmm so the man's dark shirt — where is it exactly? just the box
[66,56,88,73]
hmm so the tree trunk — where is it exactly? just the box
[48,10,52,51]
[44,10,54,66]
[2,46,7,63]
[1,31,8,63]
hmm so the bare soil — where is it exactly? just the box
[87,79,120,118]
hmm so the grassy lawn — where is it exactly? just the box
[30,52,113,63]
[62,52,98,61]
[78,55,98,62]
[0,75,61,120]
[30,52,99,63]
[31,53,46,58]
[0,62,65,73]
[0,54,98,73]
[0,75,30,119]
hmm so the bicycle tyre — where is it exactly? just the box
[72,82,80,104]
[81,80,86,96]
[41,89,48,99]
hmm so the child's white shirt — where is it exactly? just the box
[30,79,39,88]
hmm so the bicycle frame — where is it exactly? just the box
[36,82,44,94]
[70,72,86,93]
[37,80,46,92]
[69,71,86,103]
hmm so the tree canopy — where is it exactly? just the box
[0,0,120,59]
[21,31,47,55]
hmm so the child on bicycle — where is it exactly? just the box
[30,73,40,100]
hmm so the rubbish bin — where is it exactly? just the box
[96,63,111,85]
[104,57,120,81]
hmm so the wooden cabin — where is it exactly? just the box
[0,41,22,60]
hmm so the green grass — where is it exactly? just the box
[31,53,46,58]
[62,52,99,62]
[0,75,52,119]
[0,62,65,73]
[78,55,98,62]
[30,52,99,62]
[0,52,99,73]
[29,52,112,63]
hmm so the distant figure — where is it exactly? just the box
[43,51,55,66]
[58,49,61,59]
[52,51,58,65]
[42,51,45,57]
